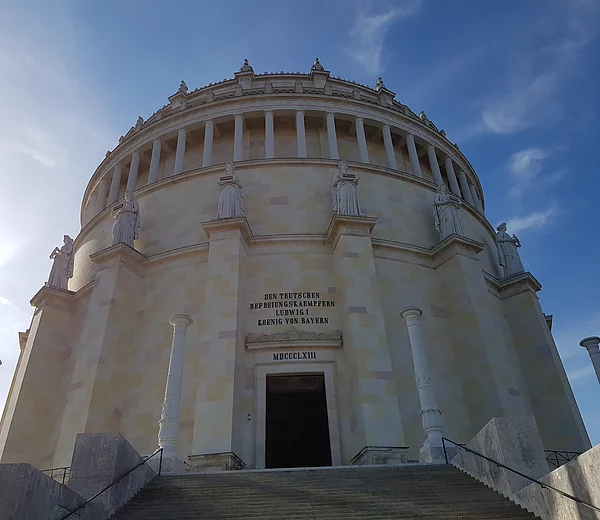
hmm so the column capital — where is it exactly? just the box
[399,306,423,320]
[381,123,391,130]
[169,314,193,328]
[295,109,305,115]
[580,336,600,351]
[264,109,273,115]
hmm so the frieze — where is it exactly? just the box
[246,327,341,344]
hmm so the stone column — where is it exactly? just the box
[203,120,214,167]
[125,151,140,192]
[233,114,244,162]
[95,177,109,215]
[355,117,369,163]
[399,306,445,463]
[470,185,484,213]
[174,128,187,175]
[382,124,397,170]
[108,164,122,205]
[443,157,462,197]
[265,111,274,159]
[158,314,193,473]
[458,170,474,205]
[148,139,161,184]
[580,337,600,384]
[427,145,443,186]
[295,110,307,158]
[326,112,339,160]
[406,134,422,177]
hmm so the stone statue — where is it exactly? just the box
[433,184,464,240]
[178,80,188,94]
[333,160,361,216]
[376,77,386,91]
[217,162,244,219]
[311,58,325,72]
[135,116,144,128]
[112,191,140,248]
[419,111,431,125]
[496,223,524,277]
[47,235,74,290]
[239,59,253,73]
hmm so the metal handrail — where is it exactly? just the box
[441,437,600,514]
[544,449,581,469]
[41,466,71,486]
[56,447,163,520]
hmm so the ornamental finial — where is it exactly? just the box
[311,57,325,72]
[239,59,253,73]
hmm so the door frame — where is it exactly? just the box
[255,361,342,469]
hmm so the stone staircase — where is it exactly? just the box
[110,464,539,519]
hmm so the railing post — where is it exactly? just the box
[442,437,448,464]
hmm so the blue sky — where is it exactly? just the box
[0,0,599,445]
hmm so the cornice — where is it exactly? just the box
[90,242,147,275]
[430,234,486,267]
[484,271,543,299]
[30,286,77,313]
[245,327,342,351]
[201,216,253,245]
[326,214,378,250]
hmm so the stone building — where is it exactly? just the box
[0,60,590,473]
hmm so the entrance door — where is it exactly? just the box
[265,373,332,469]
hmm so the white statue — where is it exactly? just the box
[217,162,244,219]
[178,80,188,94]
[112,191,140,248]
[376,76,386,91]
[47,235,74,290]
[333,160,361,216]
[496,223,524,277]
[433,184,464,240]
[311,57,325,72]
[239,59,253,73]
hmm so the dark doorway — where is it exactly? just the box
[265,373,332,469]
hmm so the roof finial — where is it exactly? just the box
[311,57,325,72]
[375,76,386,91]
[178,80,188,94]
[239,58,254,73]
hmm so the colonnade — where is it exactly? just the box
[88,110,484,220]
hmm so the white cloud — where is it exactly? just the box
[347,0,424,75]
[506,205,559,234]
[507,147,549,198]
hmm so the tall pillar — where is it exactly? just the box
[399,306,445,463]
[158,314,193,473]
[427,145,443,186]
[443,157,462,197]
[330,215,407,465]
[125,151,140,193]
[382,124,397,170]
[458,170,474,205]
[406,134,422,177]
[355,117,369,163]
[295,110,307,158]
[203,120,214,167]
[174,128,187,175]
[265,111,274,159]
[580,337,600,384]
[95,177,109,215]
[148,139,162,184]
[326,112,339,160]
[233,114,244,162]
[470,185,484,213]
[107,164,122,205]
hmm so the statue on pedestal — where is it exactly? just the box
[333,160,361,216]
[112,191,140,248]
[239,59,253,73]
[311,58,325,72]
[432,184,464,240]
[47,235,74,290]
[495,223,524,277]
[217,162,244,219]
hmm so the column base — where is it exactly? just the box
[188,451,246,473]
[419,438,457,464]
[148,455,186,475]
[351,446,409,466]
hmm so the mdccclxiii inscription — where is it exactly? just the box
[250,291,335,327]
[272,351,317,361]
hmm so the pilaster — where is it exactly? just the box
[53,244,145,465]
[327,214,407,465]
[497,272,591,451]
[190,217,251,471]
[433,235,531,431]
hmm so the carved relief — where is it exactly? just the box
[246,326,341,344]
